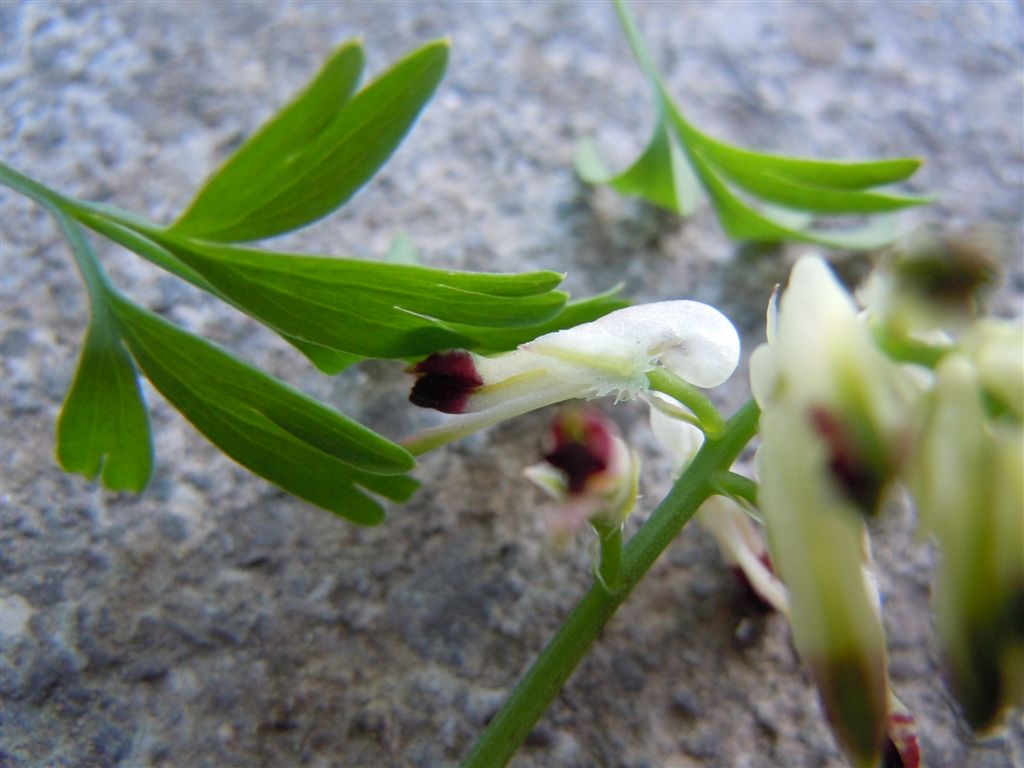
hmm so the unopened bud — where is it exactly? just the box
[524,408,638,545]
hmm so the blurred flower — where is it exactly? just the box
[404,300,740,454]
[757,405,890,768]
[883,693,922,768]
[859,227,1001,336]
[653,380,922,767]
[524,408,638,547]
[909,353,1024,730]
[963,318,1024,420]
[750,256,904,767]
[751,256,918,515]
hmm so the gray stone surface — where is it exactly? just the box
[1,1,1022,766]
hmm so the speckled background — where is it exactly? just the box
[1,2,1022,767]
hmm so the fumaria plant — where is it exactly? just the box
[2,2,1020,767]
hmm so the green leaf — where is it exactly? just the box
[576,122,697,214]
[50,210,153,493]
[579,0,931,250]
[287,339,362,375]
[457,286,630,354]
[56,314,154,493]
[111,296,414,475]
[144,233,568,359]
[109,296,418,524]
[173,42,365,241]
[676,117,924,191]
[711,161,932,215]
[684,141,901,250]
[64,203,363,373]
[170,40,449,242]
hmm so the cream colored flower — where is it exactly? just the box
[750,256,904,767]
[910,353,1024,730]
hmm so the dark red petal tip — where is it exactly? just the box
[409,351,483,414]
[808,406,886,514]
[883,711,921,768]
[544,410,614,494]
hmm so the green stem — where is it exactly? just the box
[646,367,727,438]
[0,163,112,303]
[593,522,623,594]
[1,161,74,211]
[68,206,214,291]
[613,0,663,98]
[0,161,212,290]
[714,470,758,507]
[461,399,760,768]
[871,324,950,369]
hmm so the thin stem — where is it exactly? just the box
[593,522,623,594]
[647,367,727,438]
[461,399,760,768]
[0,161,212,291]
[714,470,758,507]
[0,163,113,305]
[68,206,213,290]
[612,0,663,99]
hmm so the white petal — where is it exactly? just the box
[697,498,789,614]
[748,343,777,407]
[525,300,740,393]
[523,462,568,500]
[649,404,704,473]
[403,378,580,454]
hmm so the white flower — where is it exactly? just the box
[757,405,890,768]
[751,256,917,513]
[910,353,1024,730]
[404,300,740,454]
[751,257,898,767]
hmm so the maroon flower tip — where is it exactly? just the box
[544,410,614,494]
[808,406,885,514]
[409,351,483,414]
[883,711,921,768]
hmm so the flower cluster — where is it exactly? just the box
[750,254,1021,766]
[403,247,1020,768]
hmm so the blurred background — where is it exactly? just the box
[1,1,1021,766]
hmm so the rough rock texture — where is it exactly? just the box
[1,2,1022,767]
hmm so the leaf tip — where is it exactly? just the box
[421,37,452,64]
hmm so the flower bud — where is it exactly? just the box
[963,318,1024,421]
[758,406,890,768]
[751,257,900,765]
[859,227,1001,335]
[524,408,638,546]
[910,354,1024,730]
[751,256,918,516]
